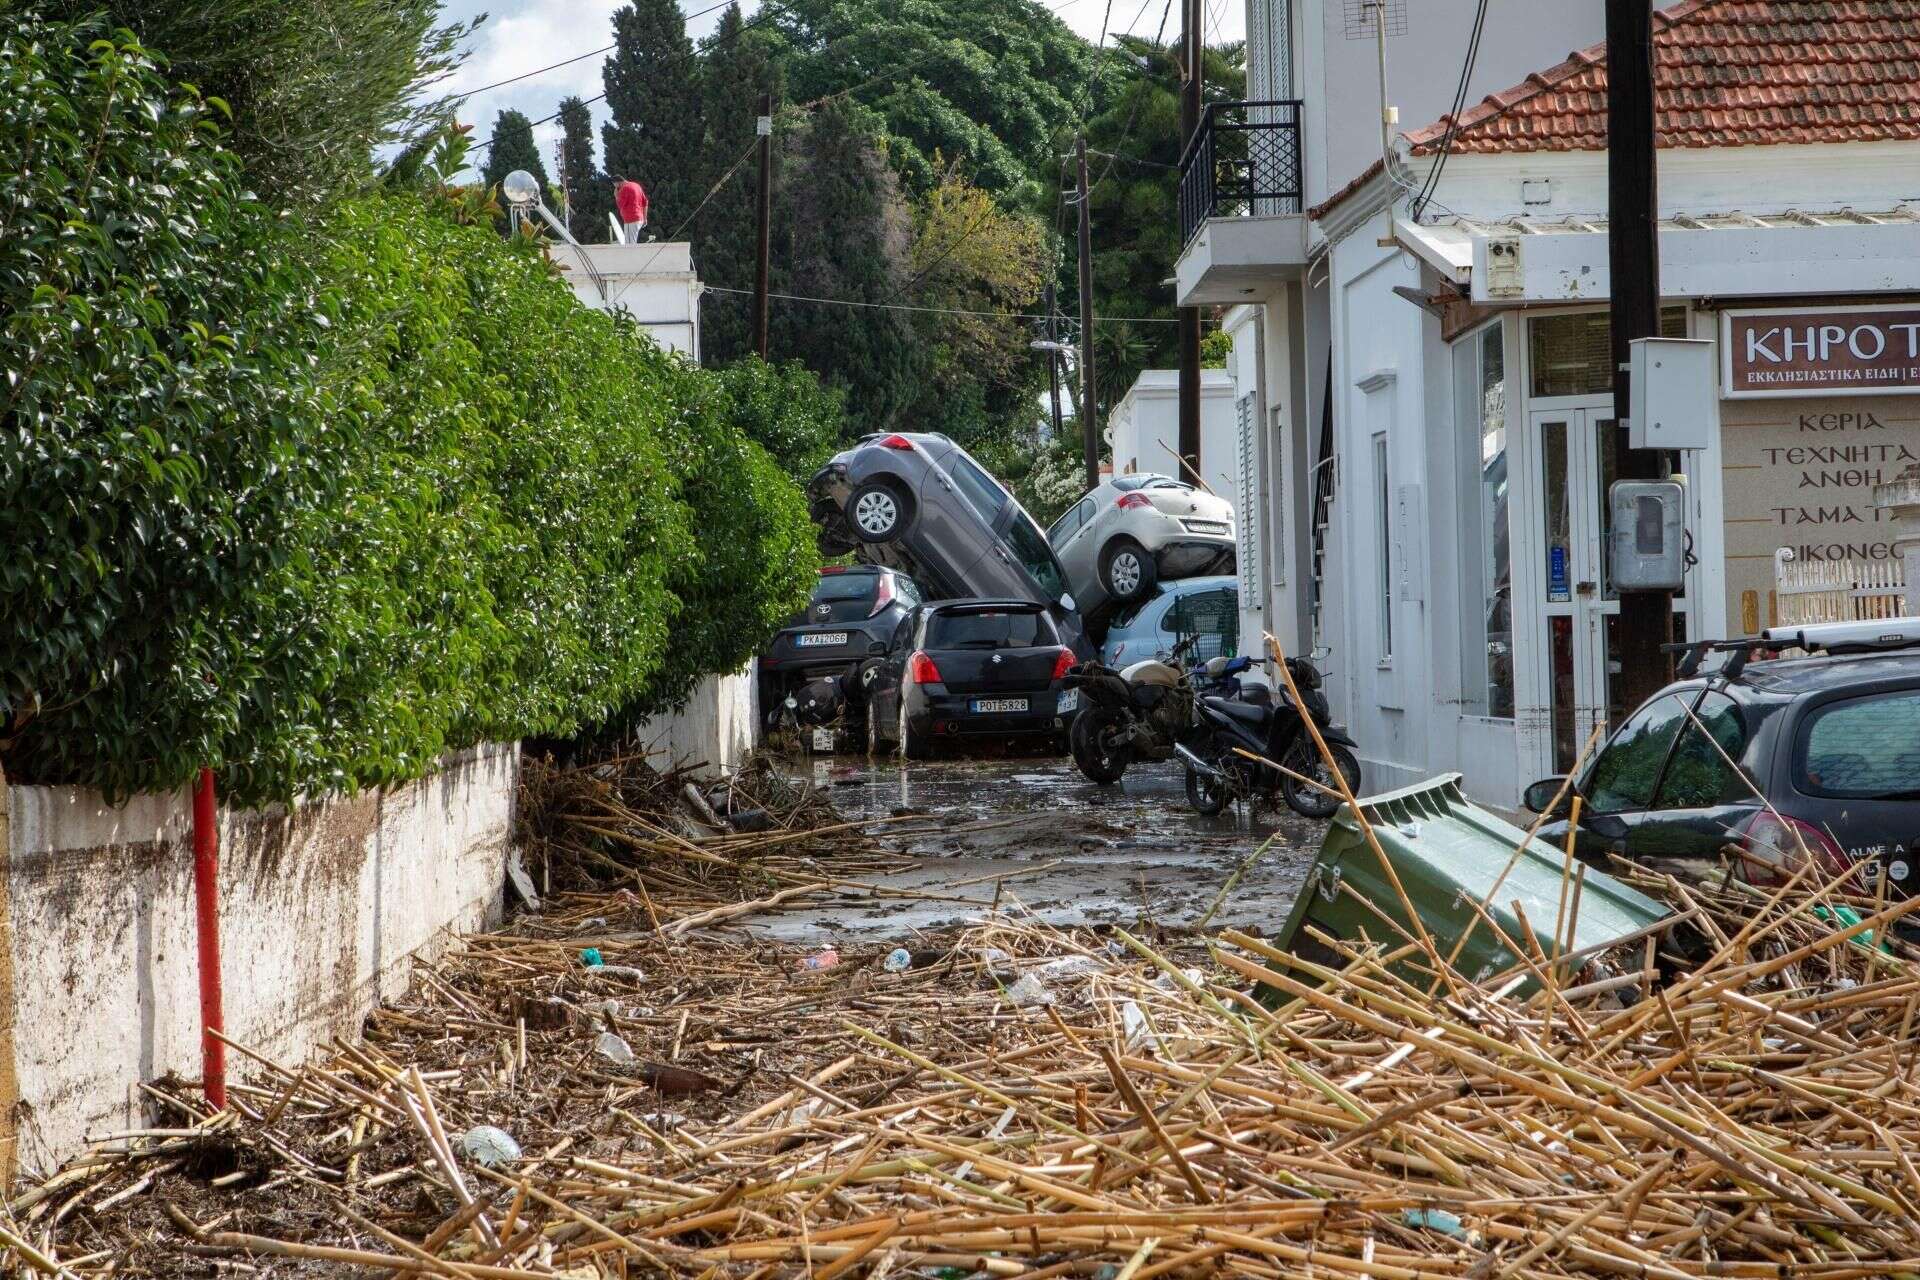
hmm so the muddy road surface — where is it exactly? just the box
[755,750,1332,943]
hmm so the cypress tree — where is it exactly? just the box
[694,3,784,363]
[555,95,614,242]
[480,108,550,196]
[601,0,704,232]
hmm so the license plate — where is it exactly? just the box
[811,727,835,751]
[1057,689,1079,713]
[796,632,848,647]
[971,697,1029,713]
[1185,520,1229,535]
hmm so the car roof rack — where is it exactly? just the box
[1663,638,1770,681]
[1665,617,1920,680]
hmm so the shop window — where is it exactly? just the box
[1455,324,1511,718]
[1528,308,1688,398]
[1374,432,1392,659]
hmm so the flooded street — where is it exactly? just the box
[756,749,1331,941]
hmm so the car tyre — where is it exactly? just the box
[849,481,911,544]
[1100,537,1157,604]
[866,704,886,755]
[1069,711,1129,785]
[900,701,933,759]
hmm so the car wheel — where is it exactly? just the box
[1100,537,1157,604]
[849,481,910,543]
[900,701,933,759]
[866,704,884,755]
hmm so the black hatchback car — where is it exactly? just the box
[758,565,923,730]
[1525,620,1920,899]
[865,599,1080,757]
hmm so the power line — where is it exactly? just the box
[1087,0,1177,195]
[1411,0,1488,220]
[458,0,754,98]
[703,285,1181,324]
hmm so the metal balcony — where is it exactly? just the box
[1177,100,1304,245]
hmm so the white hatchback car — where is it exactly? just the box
[1047,474,1236,623]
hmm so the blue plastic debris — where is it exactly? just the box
[580,947,604,968]
[1401,1208,1468,1239]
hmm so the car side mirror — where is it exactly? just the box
[868,641,888,657]
[1523,777,1571,815]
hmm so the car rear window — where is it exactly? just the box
[811,573,878,604]
[927,609,1055,649]
[1799,689,1920,798]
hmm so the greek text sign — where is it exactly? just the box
[1724,305,1920,398]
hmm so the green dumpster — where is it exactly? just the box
[1271,773,1670,993]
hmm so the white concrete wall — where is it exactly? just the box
[1106,369,1242,507]
[632,669,756,774]
[545,242,701,359]
[1,744,516,1176]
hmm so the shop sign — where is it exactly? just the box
[1724,305,1920,398]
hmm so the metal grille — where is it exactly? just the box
[1342,0,1405,39]
[1236,393,1261,605]
[1178,99,1304,244]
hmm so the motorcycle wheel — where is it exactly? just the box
[1185,761,1231,816]
[1281,740,1361,819]
[1069,712,1130,785]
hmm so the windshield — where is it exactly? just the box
[1799,689,1920,799]
[1003,511,1067,599]
[811,573,879,604]
[927,609,1055,649]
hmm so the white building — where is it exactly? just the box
[544,241,703,359]
[1181,0,1920,805]
[1106,368,1241,507]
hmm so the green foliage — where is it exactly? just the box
[556,95,613,243]
[0,17,339,799]
[481,109,551,197]
[602,0,705,230]
[36,0,476,204]
[710,357,847,480]
[693,4,785,363]
[1200,328,1232,367]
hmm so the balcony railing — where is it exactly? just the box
[1178,99,1304,245]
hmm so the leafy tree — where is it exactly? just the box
[481,109,551,198]
[768,99,922,437]
[37,0,476,204]
[711,357,847,480]
[556,95,614,242]
[693,3,786,363]
[900,169,1049,451]
[601,0,705,234]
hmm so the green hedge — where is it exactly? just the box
[0,18,819,805]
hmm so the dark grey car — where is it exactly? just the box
[808,432,1091,656]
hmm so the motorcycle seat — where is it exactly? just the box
[1204,696,1269,726]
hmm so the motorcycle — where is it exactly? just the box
[1064,636,1250,785]
[1176,653,1362,819]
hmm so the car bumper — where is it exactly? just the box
[905,686,1079,738]
[1153,538,1236,578]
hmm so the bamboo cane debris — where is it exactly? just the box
[17,752,1920,1278]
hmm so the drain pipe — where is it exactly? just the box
[192,767,226,1110]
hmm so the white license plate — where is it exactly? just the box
[971,697,1029,713]
[811,727,835,751]
[1185,520,1229,535]
[1057,689,1079,713]
[796,632,848,647]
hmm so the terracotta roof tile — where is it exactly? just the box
[1403,0,1920,155]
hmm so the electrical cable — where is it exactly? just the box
[599,137,764,305]
[1410,0,1488,220]
[1087,0,1176,195]
[703,285,1181,324]
[456,0,748,98]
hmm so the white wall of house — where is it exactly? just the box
[545,242,701,359]
[1106,369,1242,506]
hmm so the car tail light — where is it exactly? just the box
[867,572,894,617]
[1735,810,1857,889]
[1050,648,1074,680]
[879,434,915,450]
[908,651,942,684]
[1116,492,1152,510]
[818,565,847,575]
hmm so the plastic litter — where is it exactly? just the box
[1034,955,1102,980]
[798,947,840,972]
[1120,999,1150,1049]
[882,948,913,973]
[579,948,604,968]
[594,1032,636,1065]
[457,1125,522,1168]
[1006,972,1055,1007]
[584,964,647,982]
[1402,1208,1469,1240]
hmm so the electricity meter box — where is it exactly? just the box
[1610,480,1686,591]
[1628,338,1716,451]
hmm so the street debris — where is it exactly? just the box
[13,750,1920,1278]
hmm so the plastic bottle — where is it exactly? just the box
[882,947,913,973]
[797,947,840,972]
[579,947,604,968]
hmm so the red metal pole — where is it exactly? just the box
[192,767,226,1110]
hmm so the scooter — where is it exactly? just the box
[1176,653,1362,819]
[1064,637,1249,785]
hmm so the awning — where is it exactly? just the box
[1392,207,1920,305]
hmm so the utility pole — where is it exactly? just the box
[1607,0,1670,709]
[754,94,774,360]
[1075,136,1099,493]
[1044,282,1065,441]
[1176,0,1204,480]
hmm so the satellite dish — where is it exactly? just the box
[501,169,540,207]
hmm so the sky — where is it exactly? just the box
[435,0,1245,176]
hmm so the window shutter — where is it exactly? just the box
[1236,393,1261,607]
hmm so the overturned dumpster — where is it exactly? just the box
[1274,773,1671,991]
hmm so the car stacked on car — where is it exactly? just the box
[759,564,922,733]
